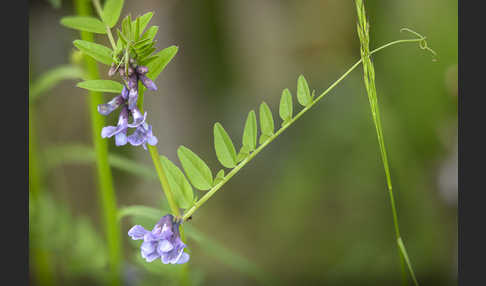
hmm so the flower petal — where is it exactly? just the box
[158,240,174,253]
[176,252,190,264]
[139,74,157,91]
[97,95,124,116]
[115,131,128,146]
[128,109,147,128]
[128,225,148,240]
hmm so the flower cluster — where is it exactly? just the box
[98,60,158,150]
[128,215,190,264]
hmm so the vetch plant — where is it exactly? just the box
[61,0,436,284]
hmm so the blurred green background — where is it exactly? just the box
[29,0,457,285]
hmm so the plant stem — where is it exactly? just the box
[29,106,56,286]
[182,37,424,221]
[354,1,418,285]
[92,0,117,50]
[138,81,190,286]
[74,1,121,285]
[136,88,181,218]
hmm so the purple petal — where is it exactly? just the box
[127,74,138,90]
[97,95,124,116]
[115,131,128,146]
[128,225,148,240]
[141,241,156,254]
[136,66,148,75]
[176,253,190,264]
[101,125,122,138]
[128,89,138,110]
[141,249,160,262]
[128,108,147,128]
[121,86,129,100]
[158,240,174,253]
[140,75,157,91]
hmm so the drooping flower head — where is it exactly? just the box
[97,58,159,149]
[128,215,189,264]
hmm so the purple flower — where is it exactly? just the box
[128,122,158,150]
[139,74,157,91]
[128,215,190,264]
[101,106,129,146]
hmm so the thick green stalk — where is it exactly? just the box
[355,0,418,285]
[29,106,55,286]
[74,1,121,285]
[182,37,425,221]
[138,87,190,286]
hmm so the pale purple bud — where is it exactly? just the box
[139,74,157,91]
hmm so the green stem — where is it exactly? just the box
[92,0,117,50]
[138,79,190,286]
[137,88,181,218]
[74,1,121,285]
[29,106,56,286]
[182,37,424,221]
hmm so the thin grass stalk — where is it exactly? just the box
[74,1,121,285]
[354,0,419,285]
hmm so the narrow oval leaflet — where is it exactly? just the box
[259,102,274,136]
[160,156,194,209]
[76,80,124,93]
[61,16,107,34]
[242,110,258,151]
[214,123,238,168]
[73,40,113,65]
[297,74,312,107]
[177,146,213,190]
[279,88,293,123]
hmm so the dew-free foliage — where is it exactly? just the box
[76,80,124,93]
[297,75,312,107]
[145,46,179,79]
[102,0,124,28]
[242,110,258,151]
[279,88,293,125]
[73,40,113,65]
[177,146,213,190]
[61,16,107,34]
[259,102,274,144]
[214,170,225,185]
[214,123,238,168]
[160,156,194,209]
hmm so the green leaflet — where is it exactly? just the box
[139,26,159,43]
[76,80,123,93]
[259,102,274,143]
[73,40,113,65]
[29,65,84,101]
[297,74,312,107]
[214,123,238,168]
[214,169,225,185]
[138,12,153,35]
[145,46,178,80]
[121,15,132,41]
[102,0,124,28]
[160,156,194,209]
[279,88,293,124]
[242,110,257,151]
[177,146,213,191]
[236,147,249,163]
[61,16,106,34]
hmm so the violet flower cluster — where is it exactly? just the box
[98,60,158,150]
[128,215,190,264]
